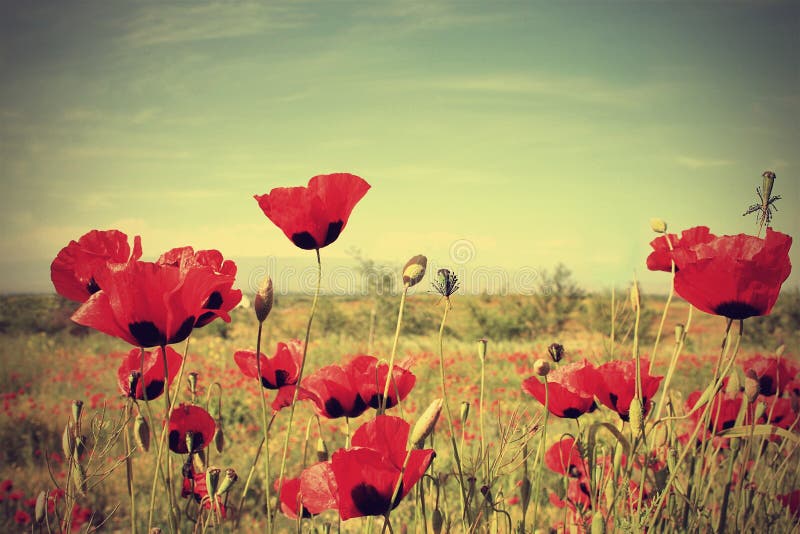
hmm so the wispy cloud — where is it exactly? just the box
[675,155,736,169]
[122,1,309,47]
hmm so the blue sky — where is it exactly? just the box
[1,1,798,295]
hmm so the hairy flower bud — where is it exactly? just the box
[255,275,274,323]
[187,372,199,398]
[591,512,606,534]
[630,281,641,312]
[34,490,47,524]
[135,415,150,452]
[649,218,667,234]
[460,401,470,426]
[62,421,74,460]
[629,398,643,436]
[533,359,550,377]
[402,255,427,287]
[411,398,443,449]
[744,370,760,403]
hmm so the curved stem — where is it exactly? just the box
[380,286,409,414]
[531,377,549,528]
[274,248,322,532]
[650,234,675,373]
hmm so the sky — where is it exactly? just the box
[1,1,798,296]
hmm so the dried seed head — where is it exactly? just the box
[214,419,224,453]
[316,437,329,462]
[34,491,47,524]
[649,218,667,234]
[135,415,150,452]
[762,170,776,200]
[477,338,488,362]
[255,275,274,323]
[433,269,460,298]
[548,343,564,363]
[402,255,427,287]
[206,467,221,498]
[410,398,443,449]
[460,401,470,426]
[533,359,550,377]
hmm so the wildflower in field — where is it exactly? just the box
[777,489,800,518]
[51,229,142,302]
[302,363,368,419]
[646,226,716,272]
[522,360,598,418]
[14,509,32,525]
[671,227,792,319]
[157,246,242,327]
[741,355,799,396]
[686,390,744,436]
[181,466,226,517]
[346,355,416,410]
[168,404,216,454]
[330,415,435,520]
[549,478,592,512]
[254,173,370,250]
[594,359,663,422]
[117,346,183,401]
[544,436,587,478]
[277,462,338,519]
[234,341,305,409]
[71,260,234,347]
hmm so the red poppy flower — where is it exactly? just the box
[254,173,370,250]
[303,363,367,419]
[71,260,234,347]
[14,509,31,525]
[157,247,242,328]
[594,360,663,422]
[741,355,799,397]
[345,355,416,411]
[670,227,792,320]
[522,360,598,419]
[235,341,306,410]
[548,478,592,513]
[646,226,715,272]
[51,229,142,302]
[330,416,434,520]
[754,397,798,431]
[277,462,338,519]
[777,489,800,519]
[182,467,226,517]
[116,346,183,401]
[687,390,744,435]
[168,404,216,454]
[544,437,587,478]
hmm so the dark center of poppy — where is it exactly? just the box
[143,380,165,400]
[351,481,403,516]
[204,291,223,310]
[168,316,196,345]
[323,220,344,247]
[86,277,101,295]
[291,232,319,250]
[261,370,291,389]
[758,375,776,396]
[129,321,167,347]
[562,407,584,419]
[324,398,345,418]
[609,392,619,410]
[367,393,395,410]
[713,301,762,320]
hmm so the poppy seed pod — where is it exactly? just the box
[187,372,199,397]
[410,398,443,449]
[649,218,667,234]
[205,467,221,499]
[255,275,274,323]
[402,255,427,287]
[762,170,776,200]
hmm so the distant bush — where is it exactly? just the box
[0,294,83,335]
[744,288,800,349]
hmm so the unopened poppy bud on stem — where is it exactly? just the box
[431,509,444,534]
[316,437,329,462]
[135,415,150,452]
[206,467,221,498]
[35,490,47,524]
[675,324,685,344]
[411,398,443,449]
[533,359,550,377]
[254,275,274,322]
[744,370,759,403]
[649,218,667,234]
[217,468,238,496]
[62,422,74,460]
[214,419,224,453]
[460,401,470,425]
[402,255,427,287]
[630,281,641,312]
[72,400,83,426]
[629,398,644,436]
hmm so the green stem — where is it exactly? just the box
[531,376,549,528]
[479,345,487,481]
[649,234,675,373]
[274,248,322,532]
[380,286,409,414]
[255,320,273,533]
[124,401,136,534]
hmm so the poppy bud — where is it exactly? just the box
[666,447,678,473]
[206,467,221,498]
[214,419,224,453]
[73,461,87,496]
[675,324,685,344]
[62,421,74,460]
[460,401,470,426]
[630,281,641,312]
[217,468,238,496]
[411,398,443,449]
[519,477,531,515]
[316,437,329,462]
[72,400,83,426]
[431,509,444,534]
[135,415,150,452]
[127,371,141,399]
[744,371,759,403]
[753,401,767,422]
[775,344,785,357]
[591,512,605,534]
[187,372,199,398]
[649,218,667,234]
[255,275,274,323]
[533,359,550,377]
[402,255,427,287]
[629,398,643,436]
[548,343,564,363]
[34,490,47,524]
[477,338,487,363]
[725,371,742,395]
